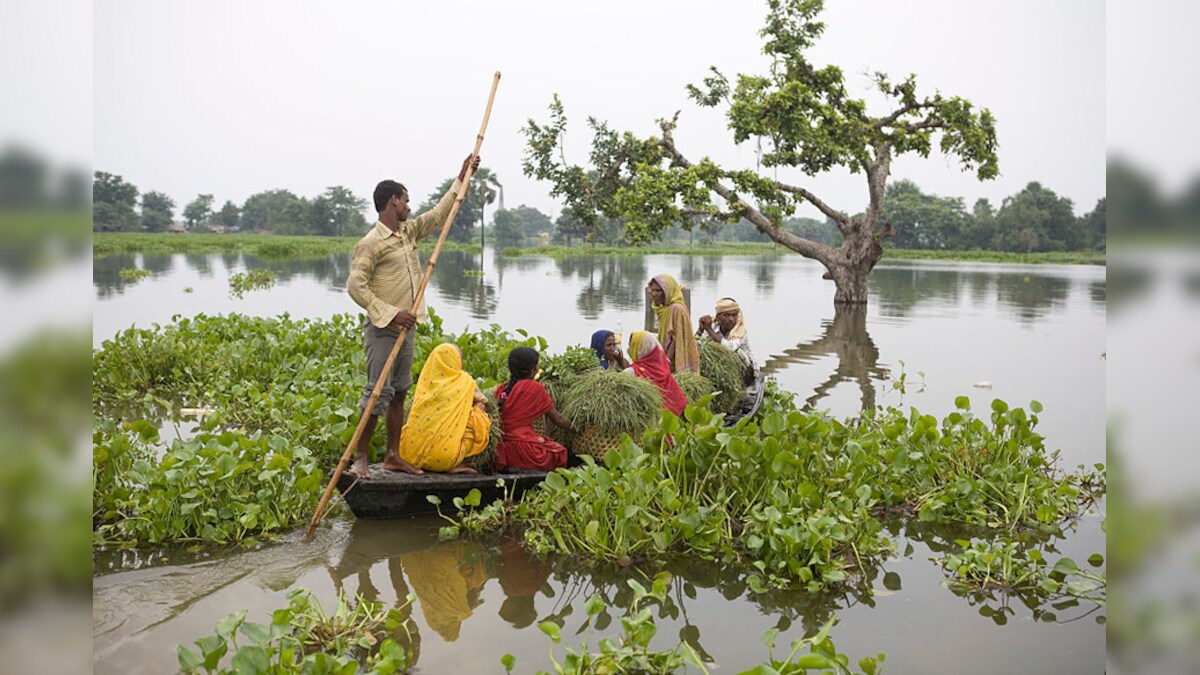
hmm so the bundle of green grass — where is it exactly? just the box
[698,340,745,414]
[674,370,714,407]
[558,369,662,459]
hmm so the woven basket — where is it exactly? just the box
[571,424,626,461]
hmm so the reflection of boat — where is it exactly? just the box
[336,468,548,519]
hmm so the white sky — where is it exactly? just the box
[90,1,1106,221]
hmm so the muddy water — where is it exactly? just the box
[93,249,1106,672]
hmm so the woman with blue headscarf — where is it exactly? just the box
[589,330,629,371]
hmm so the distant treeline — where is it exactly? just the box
[87,157,1198,251]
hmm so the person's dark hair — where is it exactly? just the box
[373,180,407,213]
[498,347,540,410]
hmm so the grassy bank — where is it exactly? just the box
[92,232,481,258]
[93,232,1103,264]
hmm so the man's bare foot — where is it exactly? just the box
[448,464,477,475]
[383,458,424,475]
[349,457,372,480]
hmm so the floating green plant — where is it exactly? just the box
[228,269,275,298]
[176,587,415,675]
[118,267,151,283]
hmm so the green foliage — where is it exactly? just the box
[523,0,998,253]
[176,587,415,675]
[184,193,215,230]
[140,190,176,232]
[228,269,275,298]
[492,208,526,248]
[118,266,152,283]
[93,171,139,231]
[746,615,884,675]
[502,573,883,675]
[558,369,662,437]
[529,573,706,675]
[937,538,1106,604]
[698,340,745,413]
[449,391,1104,595]
[91,311,561,544]
[92,420,323,544]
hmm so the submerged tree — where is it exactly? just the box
[522,0,998,304]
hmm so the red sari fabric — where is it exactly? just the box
[631,347,688,417]
[494,379,568,471]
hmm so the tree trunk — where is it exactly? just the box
[824,229,882,305]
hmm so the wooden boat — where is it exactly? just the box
[724,372,767,426]
[336,467,548,519]
[335,375,766,519]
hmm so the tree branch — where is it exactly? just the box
[658,120,836,265]
[864,143,892,229]
[771,180,851,235]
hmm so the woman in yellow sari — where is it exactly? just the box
[647,273,700,373]
[398,343,491,474]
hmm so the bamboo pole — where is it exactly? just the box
[304,72,501,540]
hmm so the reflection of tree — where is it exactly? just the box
[93,253,139,299]
[870,266,963,318]
[433,251,498,319]
[993,274,1070,322]
[761,305,890,411]
[551,255,648,317]
[750,256,779,293]
[183,253,213,278]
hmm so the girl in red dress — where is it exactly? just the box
[495,347,579,471]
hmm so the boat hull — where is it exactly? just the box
[335,467,548,519]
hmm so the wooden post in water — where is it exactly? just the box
[303,72,502,541]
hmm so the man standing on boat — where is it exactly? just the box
[346,154,481,479]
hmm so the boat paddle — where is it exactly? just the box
[303,71,501,541]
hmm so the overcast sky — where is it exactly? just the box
[91,1,1105,222]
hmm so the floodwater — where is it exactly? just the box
[93,248,1106,673]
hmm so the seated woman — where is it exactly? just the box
[698,297,756,380]
[494,347,578,471]
[623,331,688,417]
[647,274,700,373]
[589,329,629,371]
[397,343,492,474]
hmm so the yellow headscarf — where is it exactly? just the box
[627,330,660,361]
[650,274,686,344]
[399,343,479,471]
[714,297,747,340]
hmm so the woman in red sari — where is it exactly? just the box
[495,347,579,471]
[623,331,688,417]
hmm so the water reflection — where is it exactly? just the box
[870,265,1075,322]
[762,305,890,411]
[552,255,648,317]
[993,273,1071,322]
